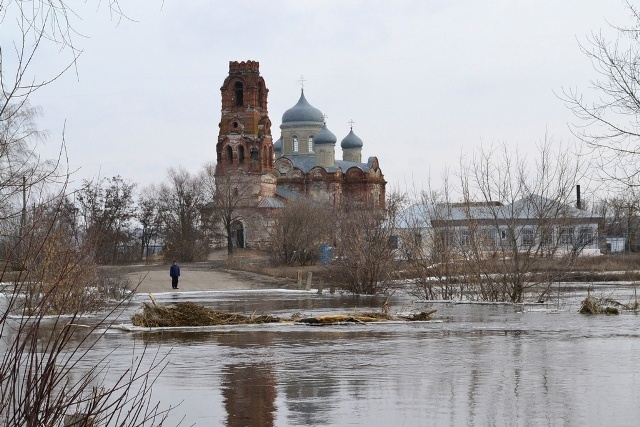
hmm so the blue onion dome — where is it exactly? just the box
[273,136,282,151]
[340,128,363,149]
[313,123,337,145]
[282,90,324,125]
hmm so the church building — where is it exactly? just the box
[214,60,386,248]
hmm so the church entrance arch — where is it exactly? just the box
[230,220,246,249]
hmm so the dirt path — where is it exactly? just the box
[111,251,295,294]
[123,263,293,293]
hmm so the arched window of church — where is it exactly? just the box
[293,136,299,153]
[234,81,243,107]
[238,145,245,164]
[227,146,233,164]
[308,136,314,153]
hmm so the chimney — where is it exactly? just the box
[576,185,581,210]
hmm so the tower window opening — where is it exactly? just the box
[234,82,244,106]
[293,136,299,153]
[308,136,314,153]
[227,146,233,164]
[238,145,245,164]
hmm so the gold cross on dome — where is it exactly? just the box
[299,75,306,89]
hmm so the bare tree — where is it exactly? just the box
[155,167,209,262]
[1,3,174,425]
[399,176,464,300]
[455,139,592,302]
[269,197,334,266]
[400,139,597,303]
[562,2,640,187]
[329,193,405,295]
[75,176,137,264]
[138,188,162,261]
[208,173,262,256]
[599,188,640,252]
[1,180,171,426]
[1,216,171,426]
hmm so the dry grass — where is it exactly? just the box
[130,297,437,327]
[579,296,620,315]
[223,250,640,286]
[398,254,640,283]
[224,250,329,281]
[578,294,639,315]
[131,301,281,327]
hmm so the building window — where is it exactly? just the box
[460,230,470,246]
[389,235,399,249]
[577,227,594,246]
[308,136,314,153]
[234,82,243,106]
[293,136,299,152]
[479,229,497,248]
[540,227,553,246]
[560,227,574,245]
[521,228,535,246]
[443,231,455,247]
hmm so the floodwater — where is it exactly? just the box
[11,284,640,426]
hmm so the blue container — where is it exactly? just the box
[319,244,333,264]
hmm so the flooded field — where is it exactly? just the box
[6,283,640,426]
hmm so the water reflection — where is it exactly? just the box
[222,363,277,427]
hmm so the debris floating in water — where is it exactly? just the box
[131,300,437,327]
[131,301,281,327]
[578,296,627,315]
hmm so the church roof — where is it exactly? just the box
[273,136,282,153]
[313,123,337,145]
[282,90,324,125]
[275,186,304,201]
[258,197,285,208]
[284,155,371,174]
[340,128,363,149]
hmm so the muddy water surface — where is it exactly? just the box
[83,286,640,426]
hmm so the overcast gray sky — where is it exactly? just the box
[12,1,633,195]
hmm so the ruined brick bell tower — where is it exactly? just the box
[215,60,274,177]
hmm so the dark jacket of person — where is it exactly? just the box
[170,264,180,277]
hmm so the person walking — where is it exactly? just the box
[170,260,180,289]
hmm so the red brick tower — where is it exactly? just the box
[215,60,274,176]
